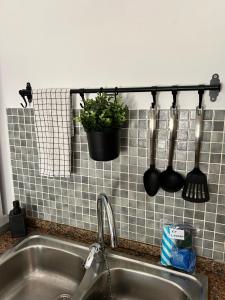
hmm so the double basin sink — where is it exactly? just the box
[0,235,207,300]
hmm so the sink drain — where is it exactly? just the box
[55,294,72,300]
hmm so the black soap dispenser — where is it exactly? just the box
[9,200,27,237]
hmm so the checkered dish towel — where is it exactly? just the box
[33,88,72,177]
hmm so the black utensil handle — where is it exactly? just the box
[168,106,178,167]
[195,107,204,168]
[149,107,157,166]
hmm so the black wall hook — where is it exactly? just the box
[209,74,220,102]
[19,83,32,108]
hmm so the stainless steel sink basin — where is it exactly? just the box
[80,253,207,300]
[0,235,208,300]
[81,268,189,300]
[0,235,88,300]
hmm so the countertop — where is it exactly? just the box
[0,218,225,300]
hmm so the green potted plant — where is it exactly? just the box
[76,92,128,161]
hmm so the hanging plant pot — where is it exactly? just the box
[75,92,128,161]
[86,128,120,161]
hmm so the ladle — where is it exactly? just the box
[159,91,184,193]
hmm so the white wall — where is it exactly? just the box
[0,0,225,211]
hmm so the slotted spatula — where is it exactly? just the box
[182,106,209,202]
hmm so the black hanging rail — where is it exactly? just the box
[19,74,221,108]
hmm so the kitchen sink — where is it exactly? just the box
[0,235,208,300]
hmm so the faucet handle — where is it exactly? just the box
[89,243,102,252]
[84,243,101,269]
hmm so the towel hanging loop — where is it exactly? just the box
[79,89,85,108]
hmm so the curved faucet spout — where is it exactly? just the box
[97,193,117,248]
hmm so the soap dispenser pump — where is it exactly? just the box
[9,200,27,237]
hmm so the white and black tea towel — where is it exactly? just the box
[33,88,72,177]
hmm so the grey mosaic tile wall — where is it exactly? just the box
[7,108,225,261]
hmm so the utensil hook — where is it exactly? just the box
[99,87,103,95]
[151,88,157,108]
[198,88,204,109]
[114,87,118,100]
[172,88,178,108]
[79,89,86,108]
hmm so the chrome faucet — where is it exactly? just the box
[97,193,117,248]
[84,193,117,269]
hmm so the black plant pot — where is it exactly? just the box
[86,128,120,161]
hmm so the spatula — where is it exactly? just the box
[182,105,209,202]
